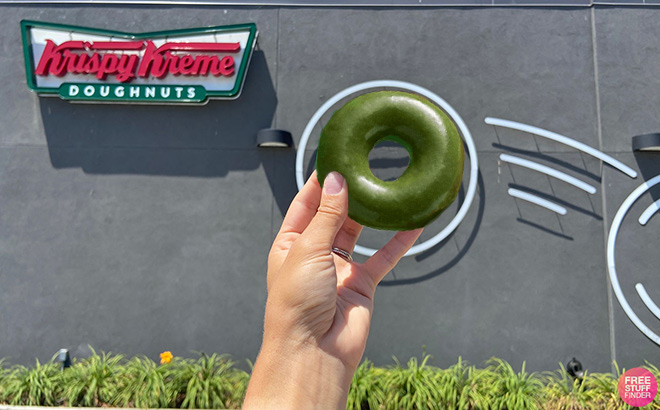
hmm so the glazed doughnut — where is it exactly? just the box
[316,91,464,231]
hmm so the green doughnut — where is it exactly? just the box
[316,91,464,231]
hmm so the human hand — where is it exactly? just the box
[243,171,422,410]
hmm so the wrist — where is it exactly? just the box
[243,336,353,410]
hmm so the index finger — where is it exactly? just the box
[268,171,323,282]
[276,170,322,237]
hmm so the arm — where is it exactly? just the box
[243,171,422,410]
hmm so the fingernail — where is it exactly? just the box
[324,172,344,195]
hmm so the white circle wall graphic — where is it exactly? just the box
[607,173,660,345]
[295,80,479,258]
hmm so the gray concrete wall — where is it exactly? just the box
[0,5,658,373]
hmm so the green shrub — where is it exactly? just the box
[381,354,443,410]
[60,348,124,406]
[1,359,61,406]
[486,357,544,410]
[347,359,385,410]
[643,362,660,410]
[580,363,632,410]
[113,356,171,408]
[0,358,5,404]
[645,363,660,410]
[168,353,247,409]
[0,350,656,409]
[434,357,492,410]
[542,363,603,410]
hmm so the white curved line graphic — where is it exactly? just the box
[507,188,567,215]
[639,200,660,226]
[607,173,660,345]
[296,80,479,257]
[485,117,638,179]
[636,283,660,321]
[500,154,597,194]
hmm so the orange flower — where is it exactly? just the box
[160,351,173,364]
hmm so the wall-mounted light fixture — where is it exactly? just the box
[633,133,660,152]
[566,357,584,380]
[256,129,293,148]
[58,348,71,371]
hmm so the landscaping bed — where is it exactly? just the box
[0,350,657,410]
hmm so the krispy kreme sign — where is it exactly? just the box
[21,20,258,104]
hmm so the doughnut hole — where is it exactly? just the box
[367,139,410,182]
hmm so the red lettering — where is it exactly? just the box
[210,56,235,77]
[35,40,67,77]
[89,41,144,51]
[209,56,223,76]
[179,55,194,75]
[84,54,101,74]
[116,55,139,82]
[159,42,239,52]
[35,39,238,81]
[166,52,180,76]
[219,56,234,76]
[137,41,167,78]
[97,54,119,80]
[73,53,89,73]
[190,55,212,76]
[63,50,79,73]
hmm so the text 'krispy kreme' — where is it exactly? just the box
[22,21,257,102]
[35,40,239,83]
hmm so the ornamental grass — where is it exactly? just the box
[0,350,658,409]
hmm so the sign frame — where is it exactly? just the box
[20,20,258,103]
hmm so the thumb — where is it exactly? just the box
[299,171,348,251]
